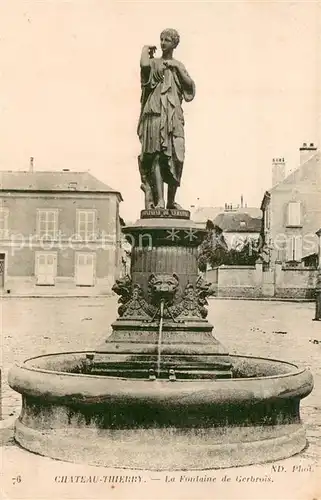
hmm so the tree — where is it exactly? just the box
[198,223,260,271]
[224,237,260,265]
[198,221,228,271]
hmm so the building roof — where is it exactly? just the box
[269,150,320,193]
[0,170,122,199]
[213,211,262,233]
[260,191,271,211]
[280,150,320,187]
[192,205,262,232]
[261,151,320,208]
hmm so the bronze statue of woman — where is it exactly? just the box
[137,29,196,210]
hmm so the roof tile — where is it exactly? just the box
[0,170,121,196]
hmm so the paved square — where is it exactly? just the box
[1,297,320,499]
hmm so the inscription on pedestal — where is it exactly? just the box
[141,208,190,220]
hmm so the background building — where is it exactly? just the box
[192,197,262,250]
[212,205,261,251]
[261,143,320,267]
[197,145,319,299]
[0,164,123,295]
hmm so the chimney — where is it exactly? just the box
[272,157,286,187]
[299,142,317,165]
[29,157,34,173]
[240,194,244,208]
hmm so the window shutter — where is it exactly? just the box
[0,209,9,237]
[294,236,303,261]
[287,202,301,226]
[286,236,294,261]
[286,235,302,262]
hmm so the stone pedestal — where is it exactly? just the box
[93,209,232,379]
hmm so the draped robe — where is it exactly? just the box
[137,58,195,187]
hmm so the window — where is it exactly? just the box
[287,202,301,227]
[37,210,58,239]
[77,210,96,240]
[286,235,303,262]
[0,209,9,239]
[68,182,77,190]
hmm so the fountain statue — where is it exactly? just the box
[8,29,313,470]
[137,28,195,210]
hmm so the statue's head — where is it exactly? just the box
[160,28,180,50]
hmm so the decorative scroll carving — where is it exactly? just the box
[122,284,156,319]
[112,273,214,322]
[195,275,213,316]
[112,276,156,319]
[112,275,133,316]
[168,276,212,320]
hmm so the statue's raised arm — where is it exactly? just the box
[140,45,157,68]
[137,29,196,210]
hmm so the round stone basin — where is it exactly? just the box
[8,352,313,470]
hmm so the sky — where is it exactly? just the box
[1,0,320,221]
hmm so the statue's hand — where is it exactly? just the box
[163,59,179,70]
[146,45,157,57]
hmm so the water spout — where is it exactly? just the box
[157,299,165,377]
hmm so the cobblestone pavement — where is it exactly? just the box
[1,297,321,499]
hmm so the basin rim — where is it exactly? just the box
[8,351,314,403]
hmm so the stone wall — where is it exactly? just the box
[206,262,317,299]
[275,265,317,299]
[207,265,261,298]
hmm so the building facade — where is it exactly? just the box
[261,143,320,267]
[212,206,262,250]
[192,200,262,251]
[0,169,123,295]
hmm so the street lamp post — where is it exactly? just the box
[313,228,321,321]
